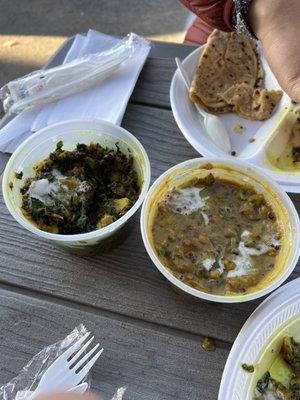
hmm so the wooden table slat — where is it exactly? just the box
[131,58,176,109]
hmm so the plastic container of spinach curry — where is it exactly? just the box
[2,119,150,255]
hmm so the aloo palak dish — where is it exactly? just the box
[254,336,300,399]
[151,171,284,295]
[17,141,140,234]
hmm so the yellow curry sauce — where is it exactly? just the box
[151,174,282,295]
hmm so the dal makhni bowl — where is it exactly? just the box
[140,158,300,303]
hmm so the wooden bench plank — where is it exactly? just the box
[130,58,176,109]
[0,288,230,400]
[0,103,299,344]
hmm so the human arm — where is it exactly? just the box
[179,0,234,32]
[247,0,300,102]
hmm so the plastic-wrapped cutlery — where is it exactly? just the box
[31,331,103,399]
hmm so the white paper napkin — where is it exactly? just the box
[0,30,150,153]
[45,30,150,126]
[30,34,87,133]
[0,33,86,153]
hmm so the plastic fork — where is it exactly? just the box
[31,332,103,399]
[175,57,232,153]
[15,382,88,400]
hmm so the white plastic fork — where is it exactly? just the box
[15,382,88,400]
[30,331,103,399]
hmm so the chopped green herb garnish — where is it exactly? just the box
[56,140,63,149]
[15,171,23,179]
[238,189,247,201]
[220,209,231,220]
[230,237,237,249]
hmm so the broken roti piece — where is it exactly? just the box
[189,29,282,121]
[221,83,282,121]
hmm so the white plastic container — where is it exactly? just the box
[140,158,300,303]
[2,119,150,254]
[218,278,300,399]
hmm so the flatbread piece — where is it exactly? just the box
[189,29,282,121]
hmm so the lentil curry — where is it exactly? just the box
[151,173,282,295]
[20,141,140,234]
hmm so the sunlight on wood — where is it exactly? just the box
[147,32,186,43]
[0,35,67,68]
[0,31,185,70]
[0,31,185,87]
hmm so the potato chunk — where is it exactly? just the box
[113,197,131,213]
[98,214,114,228]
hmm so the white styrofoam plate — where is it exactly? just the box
[218,278,300,400]
[170,46,300,192]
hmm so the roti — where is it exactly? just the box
[189,29,282,121]
[221,84,283,121]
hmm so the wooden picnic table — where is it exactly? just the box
[0,38,299,400]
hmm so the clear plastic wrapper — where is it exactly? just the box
[0,324,90,400]
[0,33,150,117]
[111,388,127,400]
[0,324,126,400]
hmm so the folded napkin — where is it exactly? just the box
[0,30,150,153]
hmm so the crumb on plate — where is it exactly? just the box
[233,124,246,134]
[242,363,255,373]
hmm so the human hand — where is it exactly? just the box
[248,0,300,102]
[36,391,102,400]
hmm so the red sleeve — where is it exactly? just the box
[180,0,234,32]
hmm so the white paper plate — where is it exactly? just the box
[218,278,300,400]
[170,46,300,192]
